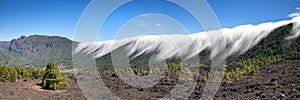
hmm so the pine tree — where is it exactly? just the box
[22,68,30,81]
[42,62,70,90]
[33,68,45,79]
[8,67,18,82]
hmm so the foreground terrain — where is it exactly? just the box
[97,60,300,100]
[0,75,86,100]
[1,60,299,99]
[215,60,300,99]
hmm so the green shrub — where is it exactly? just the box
[32,68,45,79]
[105,70,112,75]
[162,76,171,81]
[203,71,208,82]
[8,67,18,82]
[273,81,280,88]
[282,69,288,75]
[21,69,30,80]
[42,62,70,90]
[181,68,193,81]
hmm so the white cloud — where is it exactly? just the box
[288,7,300,18]
[139,14,150,18]
[132,20,151,27]
[155,23,161,27]
[288,12,300,18]
[76,15,300,62]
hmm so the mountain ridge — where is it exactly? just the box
[0,41,10,50]
[0,35,76,67]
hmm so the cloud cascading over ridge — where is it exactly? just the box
[74,16,300,62]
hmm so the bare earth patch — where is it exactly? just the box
[0,75,86,100]
[22,81,66,93]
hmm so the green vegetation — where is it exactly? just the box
[273,81,280,88]
[0,65,45,82]
[282,69,288,75]
[224,23,300,82]
[202,71,208,81]
[162,76,171,81]
[0,50,46,67]
[0,62,71,91]
[181,68,194,81]
[0,35,75,67]
[42,62,70,90]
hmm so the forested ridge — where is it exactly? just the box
[95,23,300,83]
[0,35,76,67]
[0,23,299,100]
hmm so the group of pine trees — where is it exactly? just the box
[0,65,44,82]
[0,62,70,90]
[225,47,300,83]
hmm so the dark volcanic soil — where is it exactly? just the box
[0,75,86,100]
[1,60,299,100]
[96,60,300,100]
[215,60,300,99]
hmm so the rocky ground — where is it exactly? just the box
[214,60,300,99]
[0,60,299,100]
[0,75,86,100]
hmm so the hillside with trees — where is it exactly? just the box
[0,35,77,67]
[0,23,299,99]
[91,23,300,99]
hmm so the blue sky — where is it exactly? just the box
[0,0,299,41]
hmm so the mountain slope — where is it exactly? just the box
[0,41,10,50]
[229,23,300,63]
[90,23,300,100]
[93,23,300,74]
[0,50,44,67]
[0,35,76,67]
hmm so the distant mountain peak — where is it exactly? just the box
[0,35,75,67]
